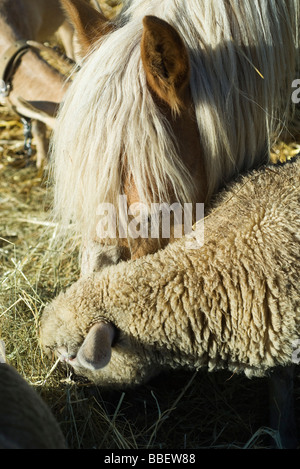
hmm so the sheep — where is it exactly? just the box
[40,158,300,445]
[0,341,66,449]
[40,158,300,381]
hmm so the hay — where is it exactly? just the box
[0,0,299,449]
[2,107,299,450]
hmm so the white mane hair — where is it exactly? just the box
[51,0,299,243]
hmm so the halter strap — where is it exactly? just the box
[0,40,30,98]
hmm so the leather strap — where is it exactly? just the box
[0,40,30,98]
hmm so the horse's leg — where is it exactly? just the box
[268,365,297,448]
[31,120,48,169]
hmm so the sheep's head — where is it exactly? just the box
[40,292,160,388]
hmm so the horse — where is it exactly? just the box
[52,0,299,273]
[0,0,74,167]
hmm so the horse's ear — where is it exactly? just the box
[141,15,190,114]
[60,0,112,57]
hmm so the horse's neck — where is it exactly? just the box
[8,50,66,104]
[166,94,208,203]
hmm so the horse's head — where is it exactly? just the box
[58,0,206,270]
[55,0,298,274]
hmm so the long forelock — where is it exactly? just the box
[51,17,194,242]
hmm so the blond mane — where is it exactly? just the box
[51,0,299,243]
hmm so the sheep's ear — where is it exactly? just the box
[60,0,112,57]
[141,15,190,114]
[76,322,115,371]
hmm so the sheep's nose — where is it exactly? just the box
[56,346,76,363]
